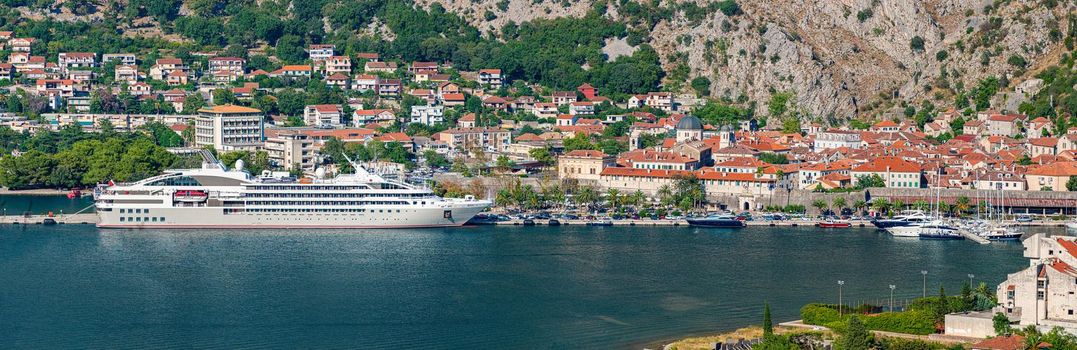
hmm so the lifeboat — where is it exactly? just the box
[173,190,209,202]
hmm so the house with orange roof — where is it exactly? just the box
[352,109,396,126]
[364,61,397,73]
[458,113,477,128]
[435,127,512,153]
[850,156,922,188]
[269,65,312,78]
[618,149,700,171]
[963,120,985,135]
[477,68,502,88]
[569,101,595,116]
[558,150,615,182]
[1026,116,1053,139]
[1028,137,1058,158]
[1025,161,1077,191]
[532,102,558,118]
[987,114,1025,136]
[870,120,898,133]
[376,132,415,151]
[303,104,343,128]
[150,58,186,80]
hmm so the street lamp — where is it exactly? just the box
[968,274,975,286]
[921,270,928,298]
[838,280,845,316]
[889,285,896,312]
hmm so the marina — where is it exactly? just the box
[0,223,1061,349]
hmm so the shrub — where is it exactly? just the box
[862,310,936,335]
[910,36,925,51]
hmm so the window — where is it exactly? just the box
[119,217,125,222]
[120,209,126,213]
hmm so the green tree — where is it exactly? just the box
[690,76,711,96]
[840,315,874,350]
[528,147,556,167]
[1067,176,1077,191]
[563,133,596,152]
[910,36,925,51]
[992,312,1011,336]
[855,174,886,189]
[763,302,773,337]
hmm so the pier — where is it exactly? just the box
[0,214,99,225]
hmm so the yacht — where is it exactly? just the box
[910,221,963,240]
[687,214,746,228]
[870,210,932,229]
[93,156,491,229]
[885,220,957,238]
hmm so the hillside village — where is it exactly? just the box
[0,26,1075,213]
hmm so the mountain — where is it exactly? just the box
[5,0,1074,122]
[417,0,1073,120]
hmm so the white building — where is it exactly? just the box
[303,104,343,128]
[265,130,315,171]
[195,105,264,151]
[409,105,444,125]
[813,130,862,150]
[996,234,1077,333]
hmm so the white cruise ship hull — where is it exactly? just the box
[97,201,488,229]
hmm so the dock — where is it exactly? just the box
[0,213,99,225]
[493,219,877,227]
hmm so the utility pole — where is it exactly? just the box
[921,270,928,298]
[838,280,845,316]
[889,285,896,312]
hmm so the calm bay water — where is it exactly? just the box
[0,195,94,215]
[2,217,1067,349]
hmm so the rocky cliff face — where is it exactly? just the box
[420,0,1073,120]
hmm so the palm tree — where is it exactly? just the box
[812,199,829,216]
[853,199,867,215]
[657,185,674,207]
[832,197,847,215]
[606,189,621,209]
[630,190,647,207]
[872,198,892,217]
[892,199,906,212]
[955,196,971,217]
[913,200,930,212]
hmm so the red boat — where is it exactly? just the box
[66,189,82,199]
[816,220,851,228]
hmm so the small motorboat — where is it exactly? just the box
[587,218,613,226]
[41,218,57,225]
[522,219,536,226]
[817,220,851,228]
[981,226,1022,241]
[66,189,82,199]
[687,214,746,228]
[1066,221,1077,231]
[548,219,561,226]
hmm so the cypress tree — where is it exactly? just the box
[763,302,773,337]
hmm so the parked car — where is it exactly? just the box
[1015,215,1034,223]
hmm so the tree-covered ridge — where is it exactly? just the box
[0,1,662,97]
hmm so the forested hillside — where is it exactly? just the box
[0,0,1074,124]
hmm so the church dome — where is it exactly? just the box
[676,115,703,130]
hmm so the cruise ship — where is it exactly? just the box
[93,155,491,229]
